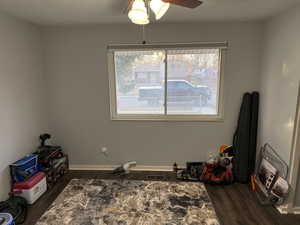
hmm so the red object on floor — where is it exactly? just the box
[12,172,47,204]
[13,172,45,190]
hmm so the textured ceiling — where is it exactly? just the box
[0,0,299,25]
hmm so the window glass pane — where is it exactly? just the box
[167,49,220,115]
[114,51,165,114]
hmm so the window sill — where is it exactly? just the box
[111,114,224,122]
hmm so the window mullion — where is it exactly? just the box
[164,49,168,115]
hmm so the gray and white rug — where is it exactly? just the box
[37,179,219,225]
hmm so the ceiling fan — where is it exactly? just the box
[125,0,203,25]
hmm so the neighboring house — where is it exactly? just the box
[192,68,217,79]
[134,60,193,86]
[192,68,218,92]
[134,64,163,86]
[134,61,218,91]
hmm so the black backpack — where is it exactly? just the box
[233,92,259,183]
[0,196,27,224]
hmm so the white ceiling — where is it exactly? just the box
[0,0,299,25]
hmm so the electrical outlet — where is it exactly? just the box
[100,146,109,157]
[101,147,108,153]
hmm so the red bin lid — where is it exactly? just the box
[13,172,46,190]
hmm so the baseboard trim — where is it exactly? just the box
[275,205,300,214]
[276,205,288,214]
[69,164,173,172]
[291,207,300,214]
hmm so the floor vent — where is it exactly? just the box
[146,175,166,180]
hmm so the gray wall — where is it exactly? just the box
[259,5,300,206]
[0,13,48,200]
[260,6,300,164]
[43,22,263,167]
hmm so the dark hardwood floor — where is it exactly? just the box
[23,170,300,225]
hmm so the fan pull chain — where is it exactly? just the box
[142,25,146,44]
[141,0,151,44]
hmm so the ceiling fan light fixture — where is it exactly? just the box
[150,0,170,20]
[130,17,150,25]
[128,0,149,25]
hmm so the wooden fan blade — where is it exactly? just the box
[123,0,135,14]
[163,0,203,9]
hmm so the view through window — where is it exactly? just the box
[110,47,224,120]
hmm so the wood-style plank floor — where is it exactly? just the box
[23,170,300,225]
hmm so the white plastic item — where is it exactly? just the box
[13,172,47,204]
[20,177,47,204]
[123,161,137,172]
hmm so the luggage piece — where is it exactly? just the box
[233,93,252,183]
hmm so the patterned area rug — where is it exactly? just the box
[37,179,219,225]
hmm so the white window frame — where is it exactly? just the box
[107,42,227,121]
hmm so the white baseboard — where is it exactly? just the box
[69,164,173,172]
[276,205,288,214]
[291,207,300,214]
[276,205,300,214]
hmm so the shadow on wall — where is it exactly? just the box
[0,167,11,200]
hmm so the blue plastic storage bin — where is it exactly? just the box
[10,154,39,183]
[0,213,15,225]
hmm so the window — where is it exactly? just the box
[108,43,226,121]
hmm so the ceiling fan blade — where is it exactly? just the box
[162,0,203,8]
[123,0,135,14]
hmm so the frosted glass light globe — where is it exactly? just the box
[128,0,149,25]
[150,0,170,20]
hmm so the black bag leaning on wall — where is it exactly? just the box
[248,92,259,176]
[233,92,259,183]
